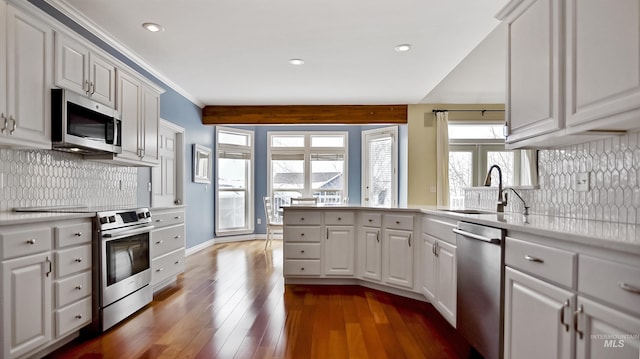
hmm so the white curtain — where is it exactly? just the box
[521,150,538,186]
[436,111,449,206]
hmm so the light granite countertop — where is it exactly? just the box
[283,205,640,255]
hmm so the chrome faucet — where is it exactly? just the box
[504,187,530,215]
[484,165,506,212]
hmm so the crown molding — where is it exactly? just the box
[44,0,205,108]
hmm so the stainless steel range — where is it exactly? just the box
[92,208,154,331]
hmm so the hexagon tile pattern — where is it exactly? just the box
[465,130,640,225]
[0,148,137,212]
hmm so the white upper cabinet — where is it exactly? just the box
[54,32,116,107]
[499,0,640,148]
[0,2,52,149]
[565,0,640,133]
[502,0,563,144]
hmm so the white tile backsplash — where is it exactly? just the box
[465,130,640,224]
[0,148,137,211]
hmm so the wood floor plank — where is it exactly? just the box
[45,240,472,359]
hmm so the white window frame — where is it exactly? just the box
[449,142,523,187]
[361,126,398,207]
[267,131,349,206]
[215,126,254,236]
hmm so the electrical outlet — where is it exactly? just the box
[575,172,589,192]
[257,218,262,225]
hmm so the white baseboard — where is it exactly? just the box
[185,238,216,256]
[185,234,282,256]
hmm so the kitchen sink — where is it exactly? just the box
[439,209,497,215]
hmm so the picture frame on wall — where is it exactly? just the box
[193,144,212,183]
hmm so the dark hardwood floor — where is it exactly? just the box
[46,240,472,359]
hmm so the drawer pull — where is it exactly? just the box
[300,233,305,237]
[156,268,164,272]
[300,267,305,271]
[619,282,640,295]
[26,239,36,245]
[338,217,342,220]
[156,240,163,244]
[396,220,400,224]
[524,255,544,263]
[368,219,373,222]
[300,217,305,221]
[156,219,163,222]
[174,235,181,239]
[300,250,305,254]
[74,258,83,263]
[75,315,83,320]
[74,232,82,236]
[560,300,570,332]
[75,285,83,290]
[174,216,181,219]
[175,260,181,264]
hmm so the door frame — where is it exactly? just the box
[361,126,398,207]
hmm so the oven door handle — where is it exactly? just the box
[102,225,155,240]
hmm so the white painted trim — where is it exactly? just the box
[43,0,204,107]
[185,238,216,256]
[361,126,399,207]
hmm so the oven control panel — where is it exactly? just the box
[97,208,152,231]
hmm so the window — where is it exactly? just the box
[448,123,535,207]
[268,132,348,216]
[216,127,254,236]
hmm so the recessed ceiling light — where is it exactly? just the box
[289,58,305,66]
[394,44,412,52]
[142,22,164,32]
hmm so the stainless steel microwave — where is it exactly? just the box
[51,89,122,154]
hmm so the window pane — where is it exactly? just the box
[311,135,345,147]
[449,124,505,140]
[367,136,393,207]
[218,191,246,230]
[272,158,304,190]
[311,153,344,205]
[218,131,248,146]
[487,151,514,186]
[449,151,473,208]
[271,135,304,147]
[218,158,247,189]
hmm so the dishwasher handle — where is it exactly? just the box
[453,228,501,244]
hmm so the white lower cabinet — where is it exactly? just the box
[358,226,381,281]
[382,228,413,289]
[150,208,186,291]
[576,296,640,359]
[504,267,573,359]
[434,240,456,324]
[324,226,354,276]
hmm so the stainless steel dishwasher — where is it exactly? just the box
[453,221,505,359]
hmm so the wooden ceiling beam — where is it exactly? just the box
[201,105,408,125]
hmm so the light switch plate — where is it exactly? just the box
[575,172,589,192]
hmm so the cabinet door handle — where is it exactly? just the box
[560,299,570,332]
[45,256,52,277]
[525,255,544,263]
[90,82,96,95]
[619,282,640,295]
[574,305,584,340]
[432,241,436,256]
[84,80,90,94]
[326,228,329,240]
[376,231,379,243]
[9,116,16,135]
[0,113,6,133]
[408,234,411,247]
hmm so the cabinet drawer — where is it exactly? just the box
[284,211,321,226]
[284,227,322,242]
[151,249,185,286]
[579,255,640,316]
[423,216,457,244]
[284,259,321,276]
[1,227,52,259]
[152,210,185,228]
[284,243,321,259]
[383,214,414,231]
[151,224,185,258]
[55,222,92,248]
[55,244,92,278]
[505,237,576,287]
[325,212,354,225]
[56,271,91,308]
[361,213,381,227]
[55,297,91,338]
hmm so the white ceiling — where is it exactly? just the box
[53,0,508,107]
